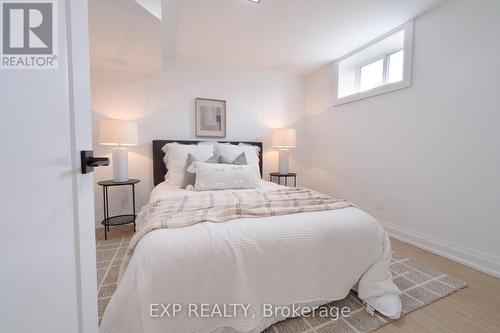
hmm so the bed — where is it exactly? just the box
[99,140,400,333]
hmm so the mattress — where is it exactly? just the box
[100,181,399,333]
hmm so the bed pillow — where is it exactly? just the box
[215,143,260,177]
[218,152,247,165]
[192,162,259,191]
[162,142,215,186]
[182,153,218,188]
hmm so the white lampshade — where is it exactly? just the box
[272,128,296,149]
[99,119,138,146]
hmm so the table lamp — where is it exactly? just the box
[99,119,138,182]
[272,128,296,174]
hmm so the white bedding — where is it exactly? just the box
[152,178,282,196]
[100,181,399,333]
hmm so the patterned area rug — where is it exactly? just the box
[96,237,466,332]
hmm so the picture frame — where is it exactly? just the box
[195,98,226,138]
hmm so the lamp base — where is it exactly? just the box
[112,147,129,182]
[278,149,289,174]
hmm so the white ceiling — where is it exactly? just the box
[90,0,445,75]
[171,0,444,74]
[135,0,161,19]
[89,0,162,73]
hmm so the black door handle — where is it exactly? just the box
[81,150,110,174]
[88,157,109,167]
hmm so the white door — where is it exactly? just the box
[0,1,98,332]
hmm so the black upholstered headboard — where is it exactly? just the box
[152,140,263,186]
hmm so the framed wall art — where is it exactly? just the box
[195,98,226,138]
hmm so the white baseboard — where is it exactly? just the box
[378,219,500,278]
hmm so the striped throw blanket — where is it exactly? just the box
[119,187,352,279]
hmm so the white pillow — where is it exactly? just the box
[215,143,261,178]
[162,142,215,186]
[193,162,259,191]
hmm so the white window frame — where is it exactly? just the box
[334,20,414,106]
[356,56,386,92]
[385,49,405,83]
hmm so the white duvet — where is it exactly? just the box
[100,181,400,333]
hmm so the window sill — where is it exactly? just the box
[334,79,411,106]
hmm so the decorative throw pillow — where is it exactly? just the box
[215,143,261,178]
[218,152,247,165]
[161,142,215,186]
[182,153,218,188]
[192,162,259,191]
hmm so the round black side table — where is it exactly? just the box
[269,173,297,187]
[98,179,140,240]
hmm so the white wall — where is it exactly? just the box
[0,1,98,332]
[302,0,500,277]
[90,61,305,226]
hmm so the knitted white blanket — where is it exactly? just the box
[101,186,399,333]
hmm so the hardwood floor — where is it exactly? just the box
[95,227,500,332]
[95,225,134,241]
[380,239,500,333]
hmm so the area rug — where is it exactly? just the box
[96,237,467,332]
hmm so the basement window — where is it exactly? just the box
[335,21,413,105]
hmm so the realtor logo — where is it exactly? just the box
[1,0,58,69]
